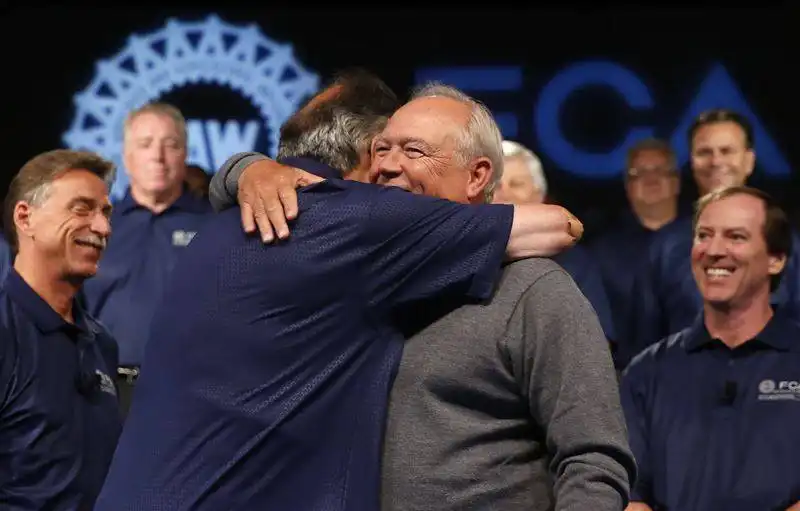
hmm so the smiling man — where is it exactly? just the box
[628,109,800,359]
[95,72,587,511]
[203,78,634,511]
[0,149,122,510]
[621,186,800,511]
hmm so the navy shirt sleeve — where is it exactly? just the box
[619,358,654,504]
[358,186,513,311]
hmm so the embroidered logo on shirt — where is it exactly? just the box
[757,379,800,401]
[96,370,117,397]
[172,230,197,247]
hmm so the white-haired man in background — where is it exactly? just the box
[493,140,549,205]
[494,140,618,349]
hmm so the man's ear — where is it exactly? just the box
[466,157,493,201]
[768,252,787,276]
[13,201,35,242]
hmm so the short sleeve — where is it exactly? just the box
[358,186,513,312]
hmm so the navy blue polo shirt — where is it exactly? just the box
[0,269,122,510]
[621,313,800,510]
[588,211,668,367]
[628,215,800,361]
[552,244,616,343]
[81,189,213,366]
[94,160,513,511]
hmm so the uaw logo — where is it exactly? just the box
[757,379,800,401]
[63,14,320,201]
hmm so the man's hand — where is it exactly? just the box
[237,159,323,242]
[624,503,653,511]
[564,207,583,242]
[506,204,584,259]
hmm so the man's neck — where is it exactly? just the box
[13,255,79,323]
[130,185,182,214]
[704,292,773,349]
[632,201,677,231]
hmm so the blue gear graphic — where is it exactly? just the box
[63,14,319,200]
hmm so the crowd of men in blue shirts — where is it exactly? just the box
[0,67,798,511]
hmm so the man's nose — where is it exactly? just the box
[706,235,727,256]
[378,166,404,181]
[149,143,166,161]
[92,213,112,238]
[372,151,404,183]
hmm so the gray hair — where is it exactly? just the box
[124,102,188,147]
[410,83,504,203]
[277,69,400,175]
[501,140,548,196]
[3,149,116,252]
[277,108,386,174]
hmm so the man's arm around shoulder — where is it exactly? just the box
[358,188,582,312]
[508,263,636,510]
[211,152,583,253]
[208,152,269,212]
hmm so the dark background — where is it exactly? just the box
[2,6,796,235]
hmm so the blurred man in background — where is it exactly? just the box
[494,140,617,350]
[81,103,213,415]
[589,138,680,367]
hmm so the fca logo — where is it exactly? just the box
[415,60,791,179]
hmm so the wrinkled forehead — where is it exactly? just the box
[46,169,111,204]
[380,96,470,144]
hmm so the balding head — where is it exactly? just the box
[369,83,503,205]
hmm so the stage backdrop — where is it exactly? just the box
[2,7,794,231]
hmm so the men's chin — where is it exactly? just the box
[707,177,742,194]
[702,292,734,309]
[67,262,99,281]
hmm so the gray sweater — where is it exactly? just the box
[381,259,636,511]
